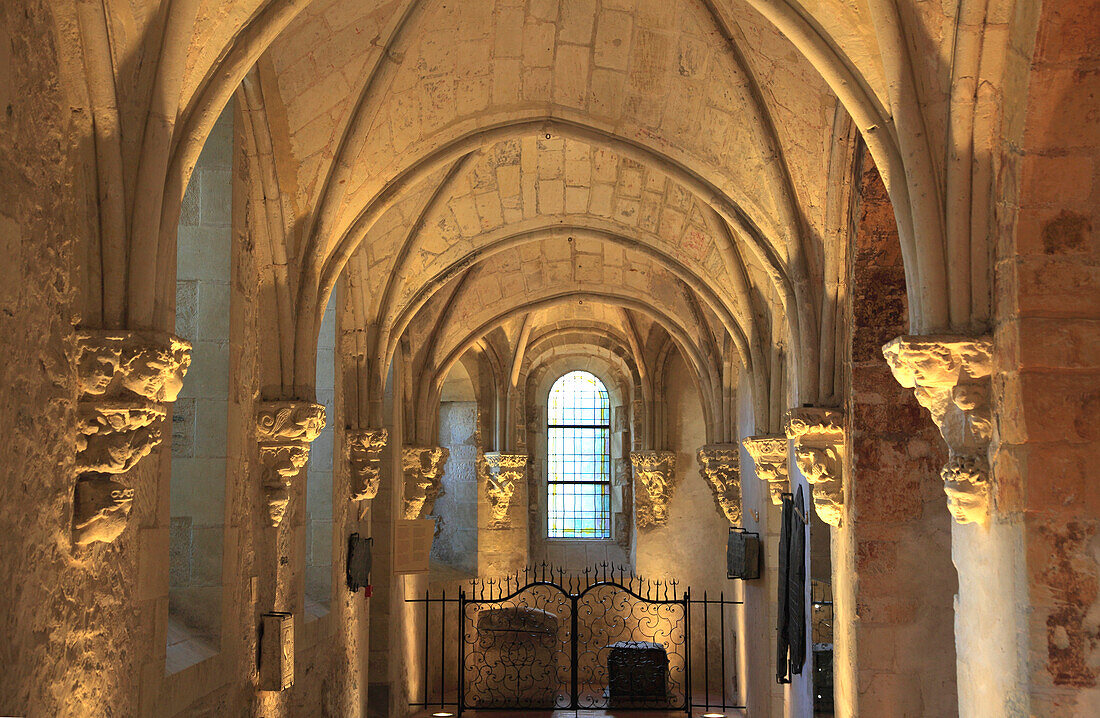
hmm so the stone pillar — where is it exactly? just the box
[741,435,789,506]
[629,451,678,529]
[256,401,327,527]
[478,453,529,575]
[401,446,449,519]
[347,428,388,503]
[697,444,743,525]
[785,408,845,527]
[72,330,191,545]
[882,336,993,525]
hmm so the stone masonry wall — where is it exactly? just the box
[170,103,233,660]
[836,151,957,716]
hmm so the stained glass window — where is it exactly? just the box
[547,370,611,538]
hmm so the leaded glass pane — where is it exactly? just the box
[547,371,611,539]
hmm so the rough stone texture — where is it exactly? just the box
[785,408,845,527]
[431,402,478,574]
[835,153,957,717]
[0,0,1097,716]
[987,0,1100,712]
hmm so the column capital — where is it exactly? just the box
[402,446,450,519]
[882,335,993,525]
[346,428,388,502]
[255,401,326,527]
[697,444,742,525]
[785,408,845,527]
[741,435,789,506]
[630,450,679,529]
[482,452,528,529]
[72,330,191,546]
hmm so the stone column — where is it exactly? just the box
[697,444,743,525]
[401,446,449,519]
[629,451,678,529]
[72,330,191,545]
[785,408,845,527]
[478,452,529,575]
[882,336,993,524]
[256,401,326,527]
[346,428,388,503]
[741,435,789,506]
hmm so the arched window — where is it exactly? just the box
[547,370,611,538]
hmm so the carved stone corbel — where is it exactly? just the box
[697,444,743,525]
[256,402,326,527]
[72,330,191,545]
[882,336,993,525]
[785,408,845,527]
[741,435,789,506]
[630,451,679,529]
[482,453,528,529]
[346,428,388,502]
[402,446,449,519]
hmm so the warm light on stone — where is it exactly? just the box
[741,436,789,506]
[346,427,388,502]
[882,336,993,525]
[256,401,326,527]
[784,408,845,527]
[481,452,528,529]
[402,446,449,519]
[630,451,679,529]
[72,330,191,545]
[697,444,743,525]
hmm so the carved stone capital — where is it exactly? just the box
[882,335,993,525]
[785,408,845,527]
[741,435,789,506]
[482,453,528,529]
[630,451,679,530]
[402,446,449,519]
[346,428,388,502]
[697,444,742,525]
[72,330,191,546]
[75,330,192,402]
[256,402,326,527]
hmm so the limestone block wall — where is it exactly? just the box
[304,293,338,616]
[834,152,957,716]
[169,102,233,662]
[636,351,737,699]
[985,2,1100,712]
[432,401,479,574]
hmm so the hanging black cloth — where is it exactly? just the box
[776,486,808,683]
[776,493,792,683]
[788,486,807,675]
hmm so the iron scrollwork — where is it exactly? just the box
[459,564,688,711]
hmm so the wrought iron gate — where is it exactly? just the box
[408,564,744,715]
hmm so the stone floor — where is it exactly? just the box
[412,707,744,717]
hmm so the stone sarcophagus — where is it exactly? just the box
[785,408,845,527]
[472,606,560,707]
[630,451,679,529]
[882,336,993,525]
[256,401,326,527]
[72,330,191,546]
[402,446,449,519]
[608,641,669,702]
[741,435,789,506]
